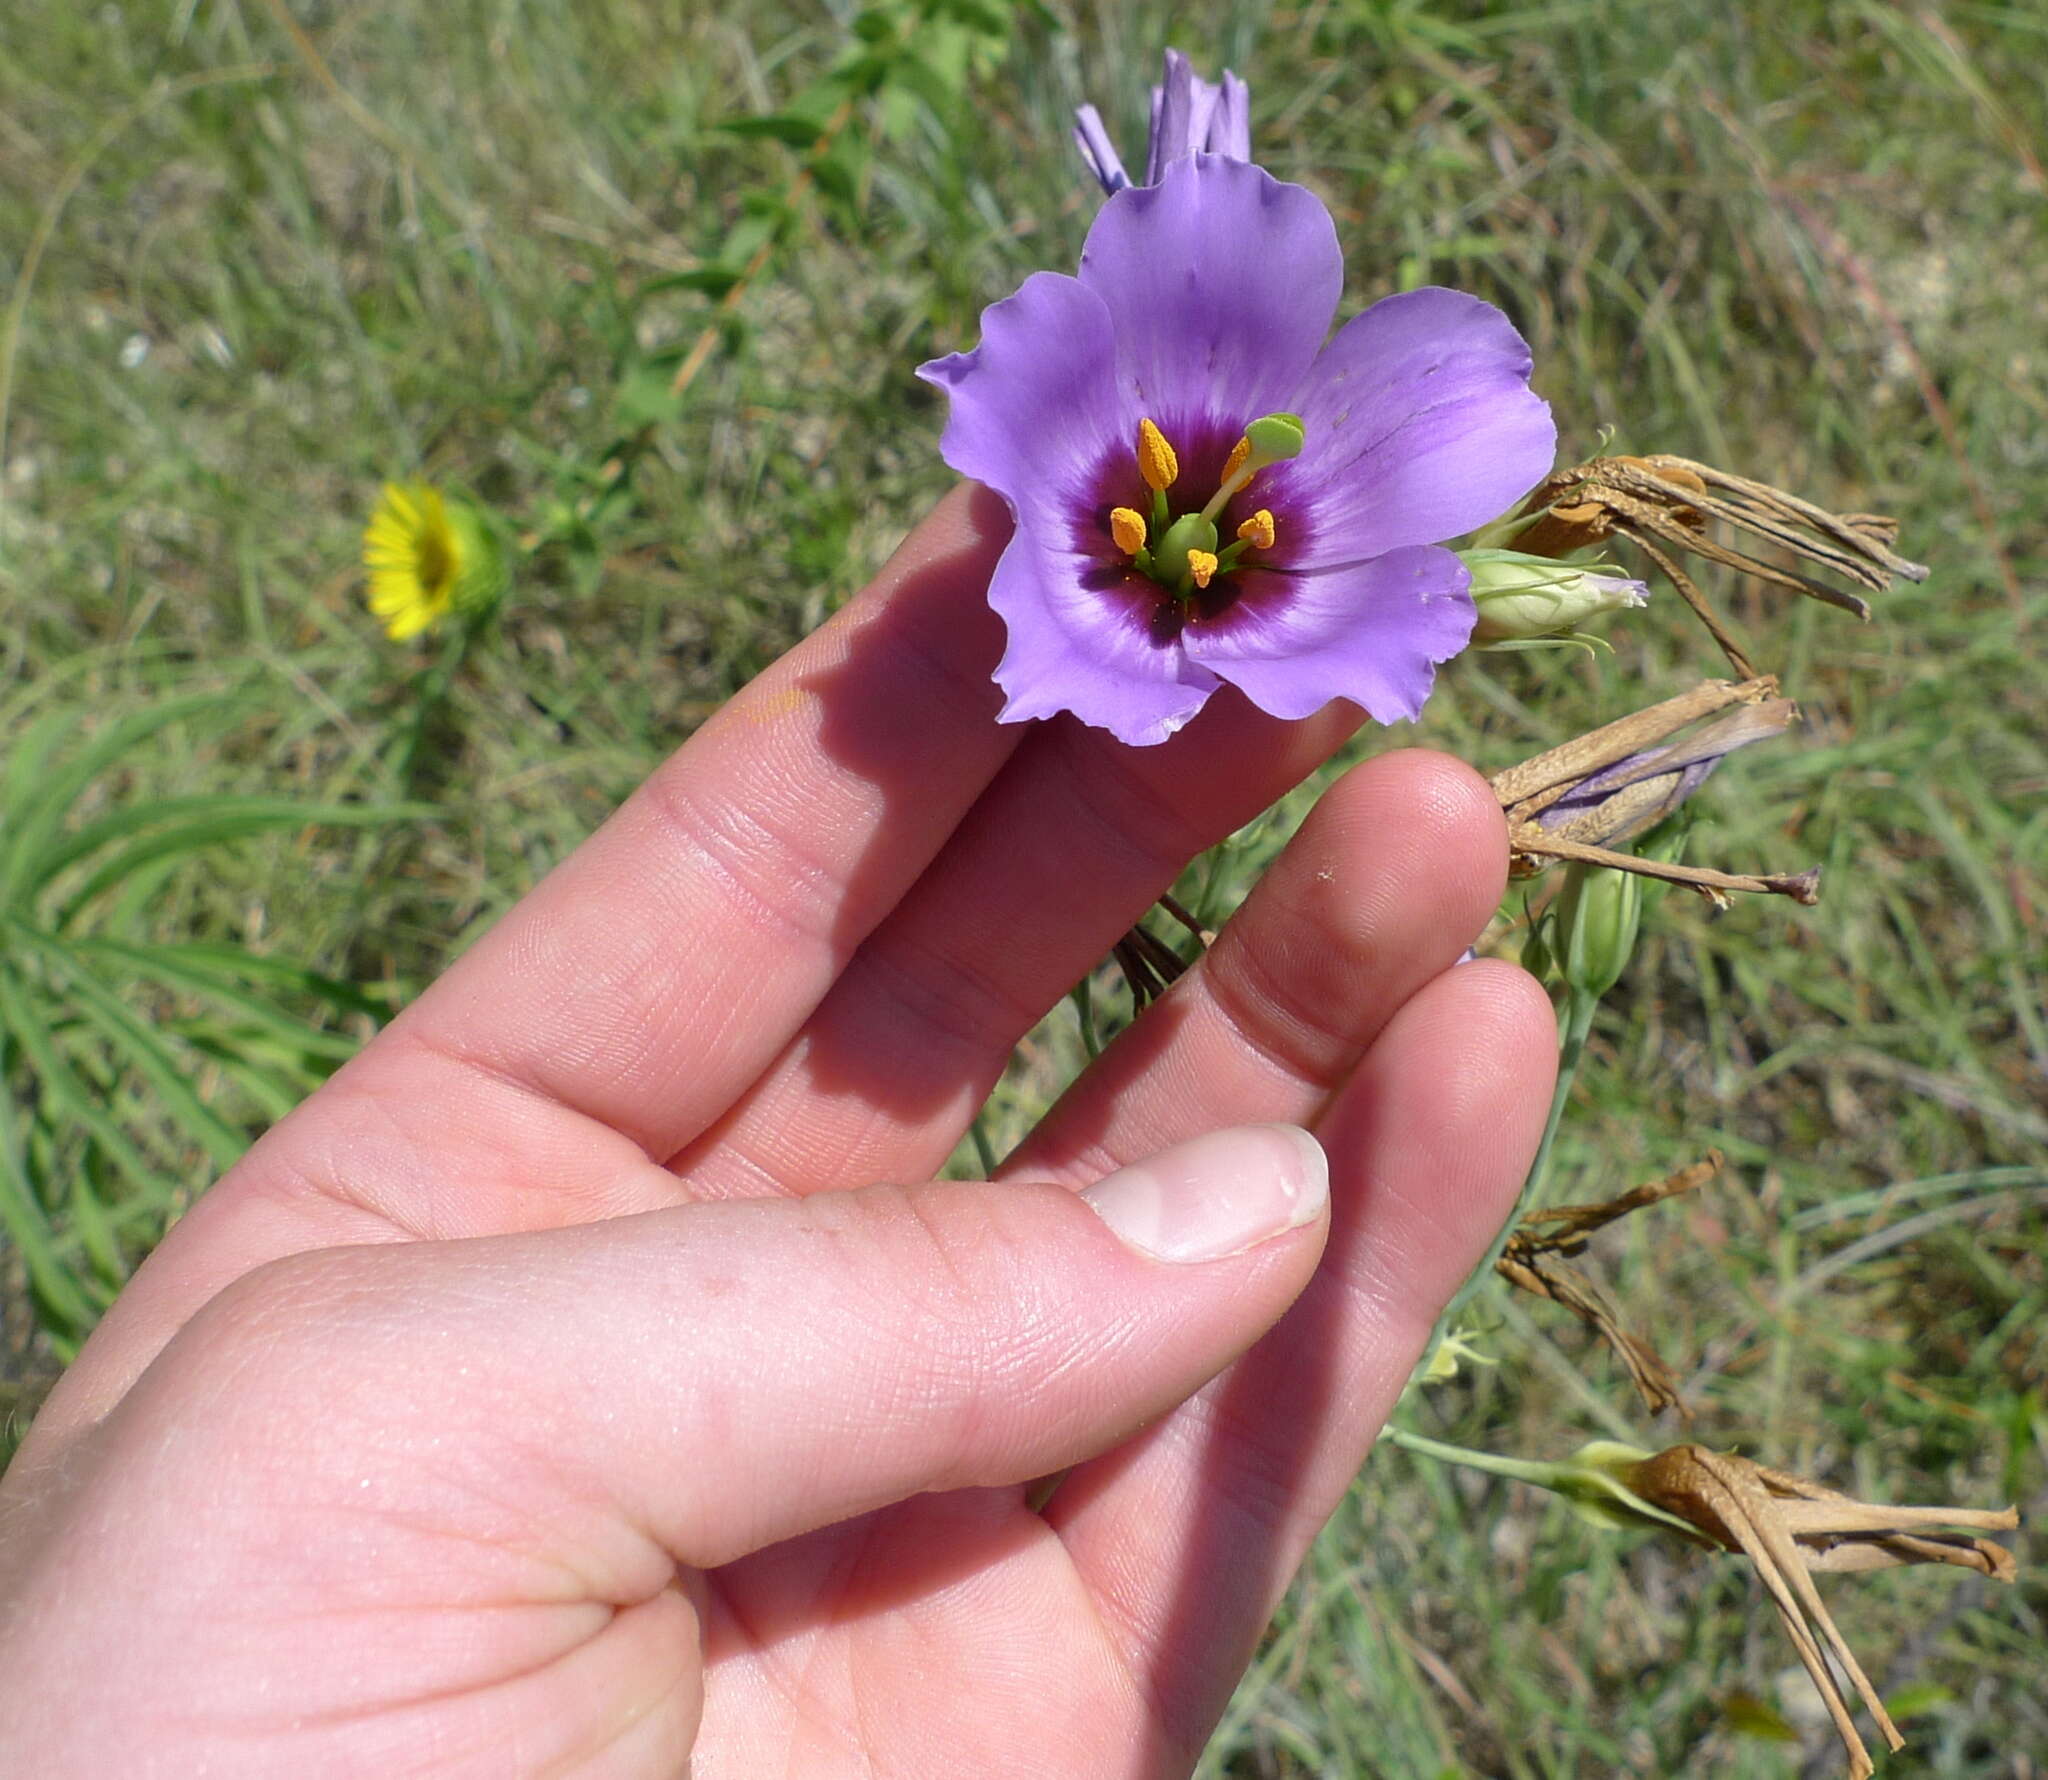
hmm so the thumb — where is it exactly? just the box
[166,1125,1328,1569]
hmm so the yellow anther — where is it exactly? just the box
[1236,508,1276,550]
[1221,436,1251,483]
[1187,549,1219,590]
[1110,507,1148,556]
[1137,418,1179,492]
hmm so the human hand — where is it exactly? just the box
[0,486,1555,1778]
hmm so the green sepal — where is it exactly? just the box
[447,503,510,620]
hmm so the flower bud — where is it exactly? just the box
[1465,549,1648,642]
[1549,860,1642,1000]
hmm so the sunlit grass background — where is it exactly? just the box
[3,0,2043,1771]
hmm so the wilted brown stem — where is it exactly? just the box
[1497,1154,1723,1414]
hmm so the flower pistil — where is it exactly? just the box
[1112,413,1304,601]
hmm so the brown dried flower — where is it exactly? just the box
[1502,454,1927,676]
[1492,676,1821,906]
[1606,1443,2019,1780]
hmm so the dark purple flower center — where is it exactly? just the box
[1066,413,1318,639]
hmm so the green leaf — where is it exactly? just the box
[719,111,830,150]
[12,926,247,1170]
[37,796,427,919]
[175,1030,318,1122]
[0,960,167,1204]
[0,689,251,909]
[0,1058,102,1338]
[636,266,743,301]
[809,138,866,212]
[1721,1692,1802,1743]
[72,938,363,1061]
[0,705,84,857]
[69,1167,131,1293]
[850,8,898,45]
[37,790,423,901]
[1883,1682,1955,1722]
[136,940,390,1020]
[613,362,686,432]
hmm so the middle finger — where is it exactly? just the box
[665,692,1361,1199]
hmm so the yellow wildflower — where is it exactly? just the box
[361,481,503,641]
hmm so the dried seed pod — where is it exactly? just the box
[1492,678,1821,906]
[1608,1444,2017,1780]
[1503,454,1928,675]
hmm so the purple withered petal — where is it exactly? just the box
[1181,546,1475,723]
[1078,154,1341,428]
[1073,104,1130,194]
[1263,288,1556,570]
[1537,700,1798,844]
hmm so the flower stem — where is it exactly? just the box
[387,615,479,796]
[1380,1423,1571,1490]
[969,1115,998,1176]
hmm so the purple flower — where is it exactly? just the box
[917,154,1557,745]
[1073,49,1250,194]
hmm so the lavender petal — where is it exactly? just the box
[1072,103,1129,195]
[1077,155,1341,432]
[1181,545,1476,724]
[987,532,1219,744]
[1263,287,1556,570]
[916,271,1129,501]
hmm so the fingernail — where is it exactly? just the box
[1080,1124,1328,1263]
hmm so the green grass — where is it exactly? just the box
[3,0,2043,1772]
